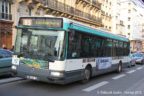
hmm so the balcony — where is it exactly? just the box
[37,0,102,26]
[77,0,101,9]
[0,13,12,20]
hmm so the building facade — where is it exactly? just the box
[11,0,102,46]
[112,0,125,36]
[100,0,112,32]
[120,0,144,52]
[0,0,13,49]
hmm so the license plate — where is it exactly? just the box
[27,76,37,80]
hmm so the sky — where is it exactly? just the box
[121,0,144,7]
[132,0,144,8]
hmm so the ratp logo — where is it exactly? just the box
[12,58,20,65]
[14,59,19,64]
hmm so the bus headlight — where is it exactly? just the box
[12,66,17,70]
[50,72,64,77]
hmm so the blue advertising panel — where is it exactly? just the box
[97,57,112,70]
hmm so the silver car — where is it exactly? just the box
[133,53,144,65]
[128,53,136,67]
[0,49,13,76]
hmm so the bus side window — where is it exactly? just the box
[67,31,81,58]
[82,36,90,57]
[112,40,118,56]
[89,37,96,57]
[123,42,129,56]
[106,39,112,57]
[118,41,123,56]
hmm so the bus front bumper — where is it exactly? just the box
[12,64,83,84]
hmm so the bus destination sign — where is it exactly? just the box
[20,17,63,28]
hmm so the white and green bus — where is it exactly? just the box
[12,17,130,84]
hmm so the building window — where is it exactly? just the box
[5,2,8,14]
[128,25,130,29]
[9,3,11,14]
[128,10,131,13]
[110,2,111,5]
[109,27,111,30]
[2,1,5,13]
[128,17,131,21]
[120,20,124,25]
[1,1,11,20]
[29,8,32,16]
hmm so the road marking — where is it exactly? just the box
[126,70,136,74]
[0,77,24,85]
[137,67,143,70]
[112,74,126,80]
[82,81,109,92]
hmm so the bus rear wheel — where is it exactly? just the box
[81,67,91,83]
[117,63,122,73]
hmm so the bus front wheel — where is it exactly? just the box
[81,67,91,83]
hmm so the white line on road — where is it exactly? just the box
[137,67,143,70]
[112,74,126,80]
[0,77,23,85]
[126,70,136,74]
[82,81,109,92]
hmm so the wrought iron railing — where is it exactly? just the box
[92,0,101,9]
[39,0,102,24]
[0,13,12,20]
[80,0,101,9]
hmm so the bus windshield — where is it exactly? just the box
[15,29,66,61]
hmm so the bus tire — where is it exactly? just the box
[128,62,131,68]
[141,60,144,65]
[81,67,91,83]
[117,63,122,73]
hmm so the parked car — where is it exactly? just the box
[0,49,13,76]
[128,53,136,67]
[133,52,144,65]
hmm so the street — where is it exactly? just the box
[0,65,144,96]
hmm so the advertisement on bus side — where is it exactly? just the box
[97,57,112,70]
